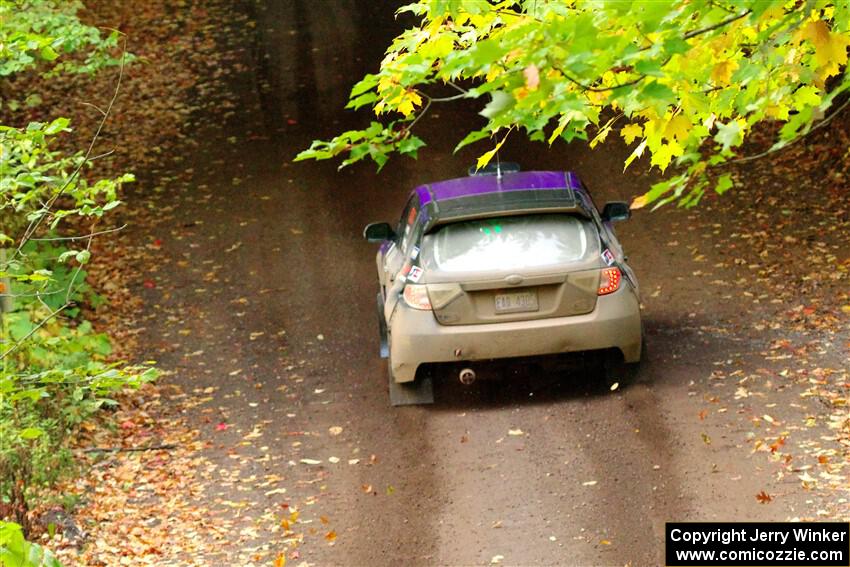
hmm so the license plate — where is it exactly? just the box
[494,289,539,314]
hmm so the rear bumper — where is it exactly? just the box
[388,285,642,382]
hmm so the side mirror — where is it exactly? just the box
[601,201,631,222]
[364,222,396,243]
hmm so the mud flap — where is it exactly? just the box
[376,291,389,359]
[389,375,434,406]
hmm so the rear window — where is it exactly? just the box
[420,214,595,273]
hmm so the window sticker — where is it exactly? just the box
[410,246,420,259]
[407,266,424,283]
[407,208,417,225]
[601,249,615,266]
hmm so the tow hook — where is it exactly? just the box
[459,368,476,385]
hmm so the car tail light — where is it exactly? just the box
[598,267,621,295]
[403,284,432,310]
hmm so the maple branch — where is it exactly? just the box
[683,10,752,39]
[726,97,850,165]
[554,65,647,93]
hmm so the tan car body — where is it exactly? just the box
[376,211,642,384]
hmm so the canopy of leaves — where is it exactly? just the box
[297,0,850,208]
[0,0,123,79]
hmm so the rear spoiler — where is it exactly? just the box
[423,189,592,232]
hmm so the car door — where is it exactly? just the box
[383,194,421,321]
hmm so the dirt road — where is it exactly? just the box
[131,2,838,565]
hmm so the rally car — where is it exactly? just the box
[364,164,642,405]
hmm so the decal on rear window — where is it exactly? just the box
[601,249,615,266]
[410,246,420,259]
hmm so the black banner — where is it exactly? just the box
[666,522,849,566]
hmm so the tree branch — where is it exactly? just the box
[683,10,751,40]
[29,224,126,242]
[726,97,850,165]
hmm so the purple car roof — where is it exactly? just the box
[414,171,583,206]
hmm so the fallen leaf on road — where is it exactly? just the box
[508,428,524,436]
[490,555,504,564]
[328,426,343,436]
[582,480,598,486]
[299,458,322,465]
[756,490,772,503]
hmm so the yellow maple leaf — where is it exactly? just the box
[589,125,611,149]
[623,138,647,171]
[396,89,422,117]
[548,120,567,145]
[586,89,610,105]
[650,141,683,172]
[711,59,739,86]
[630,194,649,210]
[274,553,286,567]
[620,123,643,145]
[798,19,850,78]
[476,128,512,170]
[664,114,691,143]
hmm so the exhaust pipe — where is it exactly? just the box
[459,368,476,385]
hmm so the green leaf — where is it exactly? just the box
[713,120,744,151]
[44,117,70,135]
[479,91,513,119]
[714,173,734,195]
[75,250,91,265]
[40,45,59,61]
[397,135,426,157]
[19,427,44,440]
[454,128,491,153]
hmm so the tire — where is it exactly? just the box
[376,290,389,359]
[600,349,640,389]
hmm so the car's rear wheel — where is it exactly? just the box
[599,346,641,389]
[376,290,389,359]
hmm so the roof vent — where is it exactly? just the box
[468,161,521,177]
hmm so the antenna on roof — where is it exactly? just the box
[495,151,502,178]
